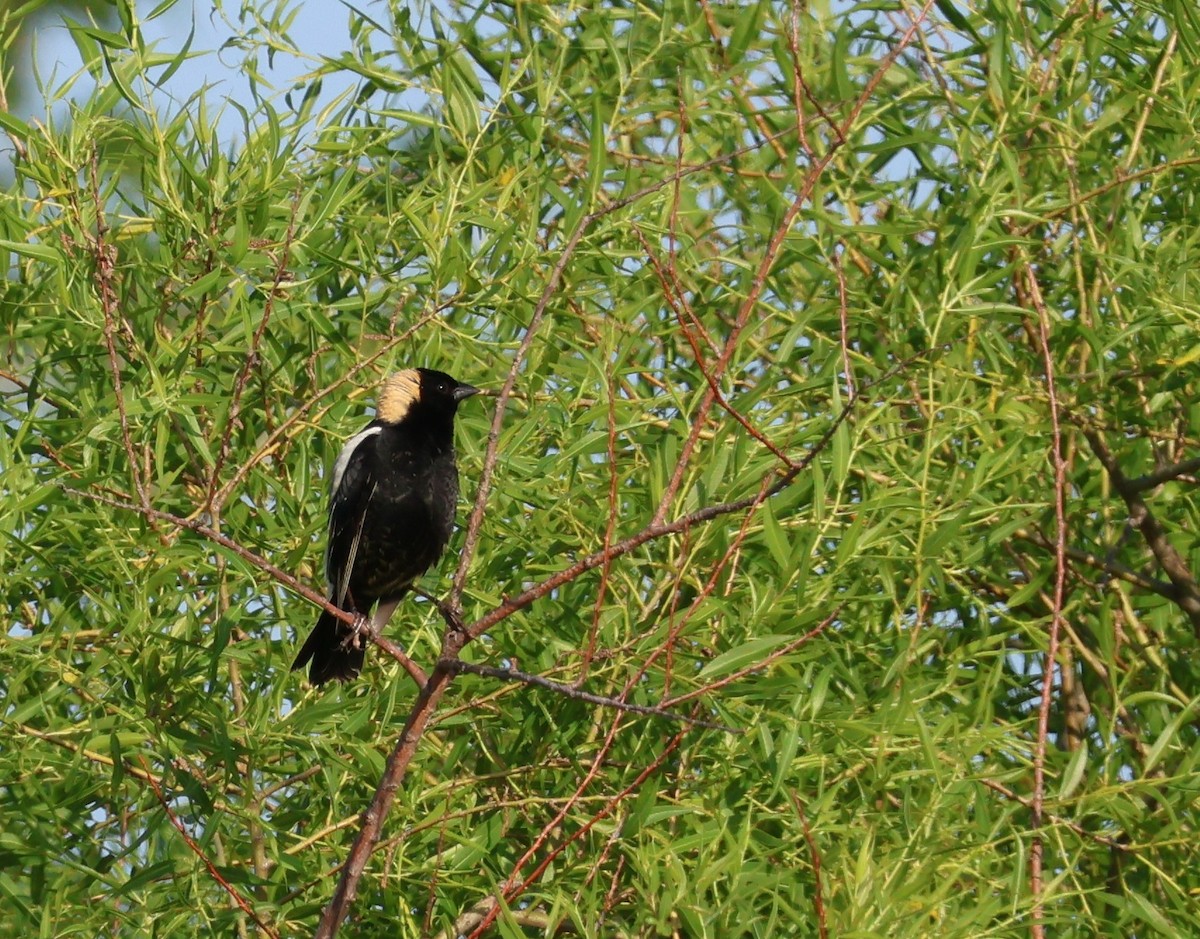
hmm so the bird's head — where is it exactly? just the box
[377,368,480,425]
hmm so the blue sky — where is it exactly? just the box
[15,0,404,149]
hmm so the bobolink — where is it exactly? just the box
[292,368,480,685]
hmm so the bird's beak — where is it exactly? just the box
[453,384,482,402]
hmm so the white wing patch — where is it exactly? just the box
[331,426,382,498]
[324,426,382,593]
[334,480,376,608]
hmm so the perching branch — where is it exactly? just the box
[1126,455,1200,493]
[1082,429,1200,636]
[1012,528,1177,598]
[1017,256,1068,939]
[442,660,741,734]
[58,487,429,688]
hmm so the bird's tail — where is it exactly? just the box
[291,607,365,686]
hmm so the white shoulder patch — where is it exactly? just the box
[330,426,382,498]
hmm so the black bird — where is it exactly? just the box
[292,368,480,685]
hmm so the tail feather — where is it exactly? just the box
[291,608,365,685]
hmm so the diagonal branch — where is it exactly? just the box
[142,762,282,939]
[89,148,149,514]
[58,486,428,687]
[205,193,302,515]
[1013,528,1177,599]
[442,660,741,733]
[1081,429,1200,636]
[1126,455,1200,493]
[1019,260,1067,939]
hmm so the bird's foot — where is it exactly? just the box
[340,613,375,652]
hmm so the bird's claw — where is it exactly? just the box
[340,613,375,652]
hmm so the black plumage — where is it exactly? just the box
[292,367,479,685]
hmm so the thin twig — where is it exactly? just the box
[696,0,790,160]
[142,762,281,938]
[466,725,692,939]
[205,193,302,514]
[447,129,795,612]
[1081,430,1200,635]
[628,221,799,468]
[1022,262,1067,939]
[1126,455,1200,493]
[788,0,814,158]
[832,244,856,399]
[442,660,741,733]
[485,696,636,931]
[89,149,149,513]
[973,772,1129,851]
[662,608,839,709]
[58,486,429,687]
[1021,155,1200,231]
[790,792,828,939]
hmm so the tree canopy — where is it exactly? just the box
[2,1,1198,937]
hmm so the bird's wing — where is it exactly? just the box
[325,425,382,607]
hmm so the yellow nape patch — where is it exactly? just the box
[377,369,422,423]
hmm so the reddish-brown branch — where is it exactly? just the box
[463,375,864,646]
[89,149,149,514]
[1022,263,1067,939]
[59,487,429,687]
[448,131,799,612]
[489,707,631,925]
[1081,429,1200,636]
[788,0,814,158]
[790,792,828,939]
[662,608,839,708]
[142,763,281,938]
[466,725,692,939]
[639,471,779,703]
[629,221,799,469]
[205,195,301,514]
[443,659,738,732]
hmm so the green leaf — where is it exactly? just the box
[0,240,62,264]
[699,636,794,680]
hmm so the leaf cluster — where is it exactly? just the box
[1,0,1198,937]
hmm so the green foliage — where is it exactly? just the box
[2,0,1199,936]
